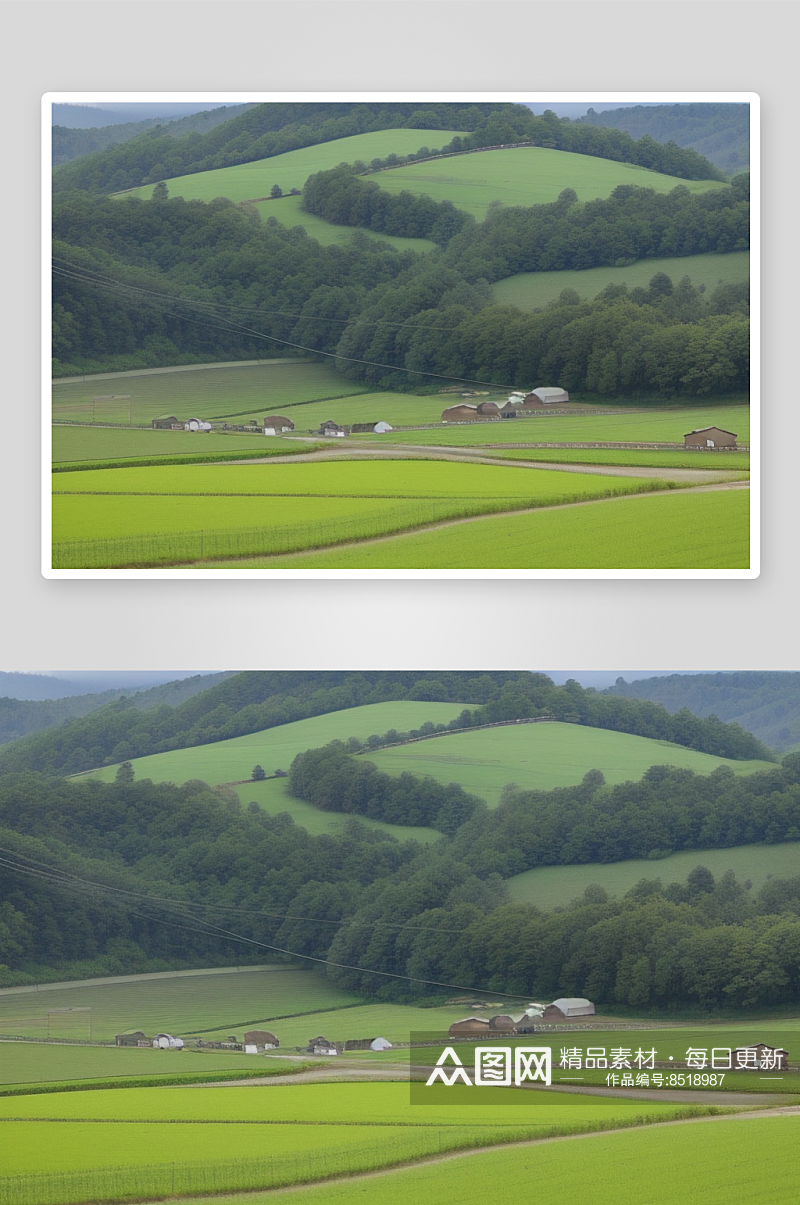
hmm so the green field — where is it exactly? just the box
[356,405,751,446]
[251,194,438,253]
[365,722,772,805]
[118,130,467,204]
[507,841,800,909]
[249,486,750,570]
[0,965,361,1044]
[232,1117,799,1205]
[52,460,671,568]
[0,1042,288,1086]
[52,360,369,426]
[484,448,750,470]
[493,251,750,311]
[374,146,727,220]
[52,425,287,465]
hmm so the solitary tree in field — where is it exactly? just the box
[252,765,266,781]
[270,184,283,198]
[116,761,135,783]
[152,181,169,202]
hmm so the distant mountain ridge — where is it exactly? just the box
[577,102,750,175]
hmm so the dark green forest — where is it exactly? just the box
[577,103,750,176]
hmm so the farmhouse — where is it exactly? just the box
[115,1030,148,1047]
[318,420,346,437]
[542,997,595,1020]
[441,404,480,422]
[522,387,570,407]
[732,1044,788,1070]
[244,1029,280,1050]
[683,427,738,449]
[151,415,180,430]
[448,1017,492,1037]
[263,416,294,435]
[306,1035,341,1055]
[184,418,212,432]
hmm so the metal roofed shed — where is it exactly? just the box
[542,997,595,1019]
[683,427,738,448]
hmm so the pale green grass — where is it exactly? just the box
[253,195,437,253]
[507,841,800,909]
[198,1002,474,1048]
[493,251,750,311]
[0,1043,272,1086]
[117,131,467,203]
[483,448,750,470]
[227,1118,800,1205]
[251,487,751,570]
[52,425,286,464]
[375,146,727,219]
[359,405,751,446]
[52,360,368,426]
[253,390,451,431]
[366,722,772,805]
[0,966,360,1043]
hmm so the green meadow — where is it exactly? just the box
[0,1042,280,1086]
[507,841,800,910]
[251,194,438,253]
[250,486,751,570]
[374,146,727,220]
[0,965,360,1044]
[366,722,773,805]
[52,359,368,426]
[118,130,467,204]
[52,425,280,465]
[233,1117,799,1205]
[483,448,750,470]
[493,251,750,311]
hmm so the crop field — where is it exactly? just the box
[117,130,467,204]
[52,425,282,465]
[52,460,668,569]
[239,1117,799,1205]
[507,841,800,909]
[52,360,369,426]
[353,405,751,446]
[251,486,750,570]
[374,147,727,220]
[0,1043,284,1086]
[0,966,361,1044]
[493,251,750,311]
[483,448,750,470]
[251,195,438,253]
[365,722,772,804]
[0,1081,717,1205]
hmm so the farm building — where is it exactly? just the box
[184,418,212,432]
[152,1033,185,1049]
[441,404,480,422]
[152,415,180,430]
[732,1044,788,1070]
[476,401,502,417]
[542,997,595,1020]
[448,1017,492,1038]
[343,1036,394,1051]
[306,1035,341,1055]
[487,1012,539,1034]
[522,387,570,407]
[683,427,738,449]
[115,1030,148,1047]
[373,422,393,433]
[318,420,346,437]
[263,416,294,435]
[244,1029,280,1049]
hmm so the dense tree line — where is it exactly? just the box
[303,165,473,243]
[289,744,486,834]
[577,103,750,176]
[606,672,800,754]
[52,105,256,167]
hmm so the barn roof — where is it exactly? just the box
[684,427,738,437]
[549,998,593,1011]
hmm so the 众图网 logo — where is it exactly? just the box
[425,1046,552,1087]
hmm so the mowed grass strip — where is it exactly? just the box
[52,360,368,426]
[483,448,750,471]
[254,487,749,570]
[493,250,750,311]
[217,1117,800,1205]
[507,841,800,910]
[362,404,751,446]
[366,722,772,804]
[374,146,727,219]
[117,130,467,204]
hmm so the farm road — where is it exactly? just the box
[225,442,741,485]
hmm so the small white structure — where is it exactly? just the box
[153,1033,184,1049]
[244,1044,258,1054]
[370,1037,393,1051]
[184,418,212,432]
[373,422,393,433]
[530,387,569,405]
[313,1044,339,1055]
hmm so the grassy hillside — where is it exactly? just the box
[79,701,467,839]
[365,722,773,806]
[507,841,800,910]
[374,146,727,220]
[251,195,438,253]
[118,130,466,204]
[493,251,750,311]
[52,360,369,426]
